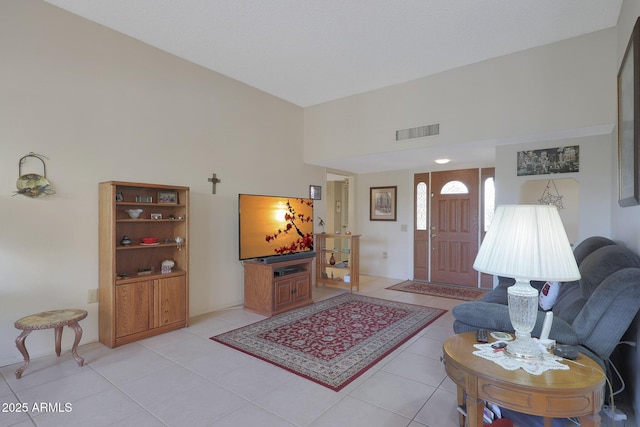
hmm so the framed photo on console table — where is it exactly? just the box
[618,17,640,207]
[370,186,397,221]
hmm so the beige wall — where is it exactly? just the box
[354,132,613,282]
[519,178,580,243]
[0,0,325,366]
[614,0,640,417]
[354,170,414,280]
[304,28,616,167]
[305,28,617,280]
[495,135,613,244]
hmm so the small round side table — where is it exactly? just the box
[442,332,605,427]
[14,309,88,379]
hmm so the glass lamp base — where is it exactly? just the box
[506,278,542,360]
[505,337,543,360]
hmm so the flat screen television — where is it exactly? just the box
[238,194,315,263]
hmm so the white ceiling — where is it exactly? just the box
[42,0,623,173]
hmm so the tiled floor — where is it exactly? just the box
[0,276,635,426]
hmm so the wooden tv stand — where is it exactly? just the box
[242,257,314,316]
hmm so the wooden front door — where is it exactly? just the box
[430,169,479,286]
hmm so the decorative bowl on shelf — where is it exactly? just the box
[124,208,143,219]
[140,237,159,244]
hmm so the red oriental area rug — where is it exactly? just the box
[210,294,445,391]
[387,280,487,301]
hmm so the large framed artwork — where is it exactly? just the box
[516,146,579,176]
[370,186,397,221]
[618,17,640,207]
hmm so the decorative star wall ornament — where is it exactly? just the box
[538,180,564,209]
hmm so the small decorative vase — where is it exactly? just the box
[120,235,132,246]
[329,253,336,265]
[161,259,175,274]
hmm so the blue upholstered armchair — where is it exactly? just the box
[452,236,640,369]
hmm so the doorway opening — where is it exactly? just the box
[326,173,353,237]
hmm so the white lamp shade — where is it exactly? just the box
[473,205,580,281]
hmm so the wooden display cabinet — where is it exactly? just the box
[99,181,189,347]
[243,257,314,316]
[315,233,360,292]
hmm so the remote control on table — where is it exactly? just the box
[476,329,489,343]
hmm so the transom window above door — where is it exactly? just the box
[441,180,469,194]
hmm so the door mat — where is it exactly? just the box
[387,280,487,301]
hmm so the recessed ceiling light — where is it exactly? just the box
[435,158,450,164]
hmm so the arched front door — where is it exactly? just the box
[430,169,479,286]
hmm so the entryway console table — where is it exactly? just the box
[315,233,360,293]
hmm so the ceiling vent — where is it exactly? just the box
[395,124,439,141]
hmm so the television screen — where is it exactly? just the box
[239,194,314,261]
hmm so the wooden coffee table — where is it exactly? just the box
[14,309,88,379]
[442,332,605,427]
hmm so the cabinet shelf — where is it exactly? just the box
[116,243,185,250]
[116,202,183,207]
[319,277,348,285]
[116,219,186,223]
[315,233,360,293]
[116,269,186,285]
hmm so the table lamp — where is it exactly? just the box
[473,205,580,359]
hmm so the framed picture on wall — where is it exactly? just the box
[309,185,322,200]
[618,17,640,207]
[370,186,397,221]
[516,146,579,176]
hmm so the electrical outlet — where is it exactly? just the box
[382,251,388,259]
[87,288,99,304]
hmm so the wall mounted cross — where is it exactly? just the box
[208,173,221,194]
